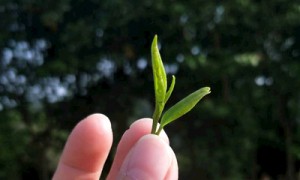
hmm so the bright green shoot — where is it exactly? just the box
[150,35,211,135]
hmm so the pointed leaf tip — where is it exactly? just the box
[165,75,176,103]
[203,87,211,94]
[160,86,211,127]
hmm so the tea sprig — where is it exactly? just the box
[150,35,211,135]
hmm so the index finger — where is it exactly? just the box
[53,114,113,179]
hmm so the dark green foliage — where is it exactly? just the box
[0,0,300,179]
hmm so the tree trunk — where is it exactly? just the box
[278,95,294,180]
[285,126,294,180]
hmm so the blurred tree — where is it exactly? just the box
[0,0,300,179]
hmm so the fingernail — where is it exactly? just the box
[117,134,172,180]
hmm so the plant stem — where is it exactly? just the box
[155,125,164,135]
[151,108,160,134]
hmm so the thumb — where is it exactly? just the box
[117,134,173,179]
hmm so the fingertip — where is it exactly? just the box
[70,113,112,153]
[82,113,112,135]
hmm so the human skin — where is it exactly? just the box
[53,113,178,180]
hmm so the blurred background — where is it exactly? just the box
[0,0,300,179]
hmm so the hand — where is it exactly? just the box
[53,114,178,179]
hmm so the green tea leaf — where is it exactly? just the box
[151,35,167,133]
[160,87,211,127]
[150,35,211,135]
[165,75,176,103]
